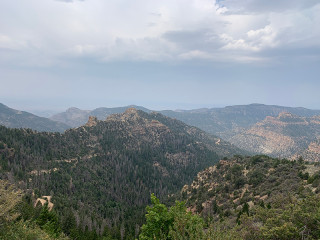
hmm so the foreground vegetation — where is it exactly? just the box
[139,155,320,239]
[2,155,320,239]
[139,192,320,239]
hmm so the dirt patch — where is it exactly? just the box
[35,195,54,211]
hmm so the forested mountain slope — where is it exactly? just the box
[175,155,320,239]
[0,108,243,239]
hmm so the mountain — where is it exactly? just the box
[50,103,320,161]
[0,108,244,239]
[50,105,151,127]
[178,155,320,239]
[51,103,320,141]
[229,112,320,161]
[161,103,320,140]
[49,107,91,127]
[0,103,70,132]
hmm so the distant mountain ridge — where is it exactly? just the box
[2,102,320,161]
[51,104,320,138]
[161,103,320,140]
[0,103,70,132]
[50,105,151,127]
[230,112,320,161]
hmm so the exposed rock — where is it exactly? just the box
[85,116,98,127]
[230,112,320,161]
[35,195,54,211]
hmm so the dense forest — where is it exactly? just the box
[0,109,242,239]
[2,109,319,239]
[2,155,320,239]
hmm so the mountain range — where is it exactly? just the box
[0,108,244,238]
[49,103,320,141]
[1,103,320,239]
[1,102,320,162]
[49,103,320,161]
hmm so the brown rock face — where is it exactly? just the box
[230,112,320,161]
[85,116,98,127]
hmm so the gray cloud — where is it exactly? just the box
[0,0,319,65]
[55,0,85,2]
[220,0,319,13]
[162,29,224,52]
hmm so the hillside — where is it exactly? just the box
[50,105,151,127]
[177,155,320,239]
[50,103,320,138]
[0,103,70,132]
[162,103,320,140]
[0,108,243,239]
[51,104,320,135]
[230,112,320,161]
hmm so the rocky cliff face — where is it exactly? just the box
[229,112,320,161]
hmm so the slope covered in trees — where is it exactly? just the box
[0,108,243,239]
[170,155,320,239]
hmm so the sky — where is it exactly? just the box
[0,0,320,114]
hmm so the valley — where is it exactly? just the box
[0,103,320,239]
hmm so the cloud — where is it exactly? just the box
[0,0,319,66]
[219,0,320,13]
[55,0,85,2]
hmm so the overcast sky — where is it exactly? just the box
[0,0,319,113]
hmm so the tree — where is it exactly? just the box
[36,203,61,237]
[0,180,23,224]
[168,201,205,240]
[139,194,173,239]
[61,209,77,236]
[139,194,205,240]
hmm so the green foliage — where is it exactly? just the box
[240,194,320,240]
[168,201,205,240]
[36,204,61,237]
[0,110,222,239]
[0,180,23,223]
[206,224,242,240]
[248,169,265,185]
[139,194,205,240]
[61,210,77,236]
[139,194,173,240]
[1,220,69,240]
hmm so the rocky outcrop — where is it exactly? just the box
[34,195,54,211]
[230,112,320,161]
[85,116,98,127]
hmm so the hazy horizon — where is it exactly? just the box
[1,101,320,119]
